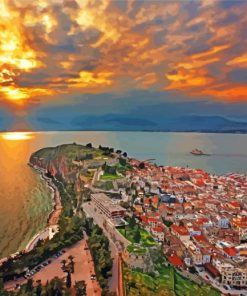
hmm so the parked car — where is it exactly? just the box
[43,261,49,266]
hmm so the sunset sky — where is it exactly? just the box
[0,0,247,131]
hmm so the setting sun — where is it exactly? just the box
[1,132,33,141]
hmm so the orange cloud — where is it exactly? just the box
[202,84,247,102]
[68,71,114,90]
[0,0,246,105]
[227,54,247,68]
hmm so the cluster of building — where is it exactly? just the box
[124,159,247,290]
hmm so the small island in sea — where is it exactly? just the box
[1,142,246,296]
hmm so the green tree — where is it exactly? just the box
[36,280,43,296]
[49,277,64,296]
[75,280,87,296]
[133,229,141,243]
[139,162,145,169]
[0,277,4,292]
[119,157,127,166]
[129,215,136,228]
[25,278,34,293]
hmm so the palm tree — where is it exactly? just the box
[75,280,87,296]
[49,277,64,295]
[66,271,72,289]
[61,259,67,272]
[68,255,75,273]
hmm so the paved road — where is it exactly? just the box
[25,229,50,253]
[83,202,125,294]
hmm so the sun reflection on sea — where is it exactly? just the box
[1,132,33,141]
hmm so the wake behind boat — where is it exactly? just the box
[190,148,211,156]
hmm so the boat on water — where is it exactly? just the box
[190,148,211,156]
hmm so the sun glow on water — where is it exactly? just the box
[1,132,33,141]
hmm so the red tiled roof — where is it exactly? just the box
[152,227,164,233]
[148,217,159,223]
[196,179,205,187]
[229,201,241,208]
[196,218,209,225]
[194,235,208,243]
[140,215,148,223]
[204,263,220,277]
[144,197,150,205]
[152,195,159,204]
[171,224,189,235]
[223,247,237,257]
[168,254,183,267]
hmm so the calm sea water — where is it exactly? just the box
[0,131,246,258]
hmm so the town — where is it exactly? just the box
[1,143,246,296]
[84,152,247,295]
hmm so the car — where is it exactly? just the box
[90,275,96,280]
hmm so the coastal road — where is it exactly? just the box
[83,202,126,294]
[25,229,49,253]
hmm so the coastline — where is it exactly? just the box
[0,164,62,265]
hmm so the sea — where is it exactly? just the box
[0,131,246,258]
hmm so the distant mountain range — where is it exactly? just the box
[2,114,247,133]
[69,114,247,133]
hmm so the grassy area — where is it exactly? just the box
[101,173,121,180]
[127,244,147,255]
[118,226,157,247]
[174,272,220,296]
[32,143,108,163]
[122,264,220,296]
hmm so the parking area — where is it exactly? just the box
[5,239,101,296]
